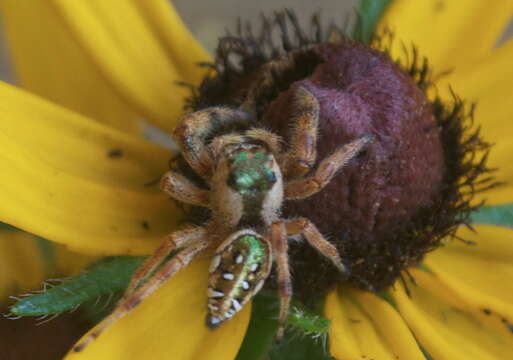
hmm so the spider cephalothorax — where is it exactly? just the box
[73,86,372,351]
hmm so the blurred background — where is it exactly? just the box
[1,0,512,83]
[0,0,362,84]
[173,0,359,53]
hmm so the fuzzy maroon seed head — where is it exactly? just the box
[265,42,445,243]
[183,12,494,297]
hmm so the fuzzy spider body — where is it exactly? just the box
[209,142,283,229]
[73,86,372,352]
[206,143,282,327]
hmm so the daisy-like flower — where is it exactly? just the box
[0,1,512,360]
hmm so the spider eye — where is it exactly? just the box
[265,169,277,183]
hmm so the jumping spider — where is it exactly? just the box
[74,86,372,351]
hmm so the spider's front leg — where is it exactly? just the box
[281,86,320,179]
[286,218,349,275]
[121,226,207,301]
[160,170,209,207]
[173,107,254,178]
[270,221,292,339]
[285,134,374,200]
[72,231,209,353]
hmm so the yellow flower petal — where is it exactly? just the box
[391,269,513,360]
[437,39,513,144]
[0,81,182,255]
[134,0,211,84]
[53,244,97,277]
[432,40,513,204]
[51,0,210,132]
[0,230,46,298]
[0,0,139,134]
[0,81,170,186]
[325,288,424,360]
[483,141,513,205]
[66,260,250,360]
[380,1,513,71]
[425,225,513,323]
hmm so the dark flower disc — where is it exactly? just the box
[183,11,495,298]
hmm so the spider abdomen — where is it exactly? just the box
[206,230,272,328]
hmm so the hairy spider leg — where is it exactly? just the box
[241,54,294,111]
[72,240,209,353]
[173,107,254,178]
[244,128,282,154]
[270,221,292,339]
[281,86,320,179]
[285,134,374,199]
[160,170,210,207]
[121,226,207,301]
[285,218,349,275]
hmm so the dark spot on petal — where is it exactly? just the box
[482,308,492,315]
[108,149,123,158]
[141,221,150,230]
[434,1,445,13]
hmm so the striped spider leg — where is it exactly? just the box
[284,133,374,200]
[280,86,320,179]
[72,227,210,352]
[282,86,373,273]
[173,106,255,178]
[271,86,372,334]
[72,169,216,353]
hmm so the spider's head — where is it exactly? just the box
[226,146,277,193]
[208,131,284,227]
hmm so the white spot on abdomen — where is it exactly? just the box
[222,273,235,280]
[208,288,224,298]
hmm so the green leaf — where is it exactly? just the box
[236,290,331,360]
[10,256,144,317]
[269,330,333,360]
[288,304,330,336]
[353,0,393,44]
[236,291,279,360]
[470,203,513,228]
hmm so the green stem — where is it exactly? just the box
[353,0,393,44]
